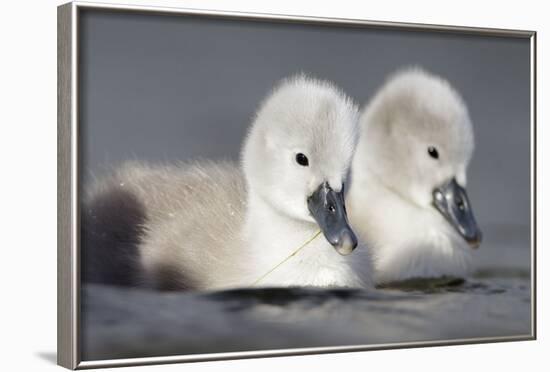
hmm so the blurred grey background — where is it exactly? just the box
[79,9,532,268]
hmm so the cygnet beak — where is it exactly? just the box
[307,182,358,255]
[433,178,482,249]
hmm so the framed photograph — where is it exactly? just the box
[57,1,536,369]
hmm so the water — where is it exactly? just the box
[81,225,532,361]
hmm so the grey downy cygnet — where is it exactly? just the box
[83,75,374,290]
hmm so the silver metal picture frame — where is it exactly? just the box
[58,1,537,369]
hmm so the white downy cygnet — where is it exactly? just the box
[85,76,372,290]
[348,68,482,285]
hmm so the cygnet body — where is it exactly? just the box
[348,68,482,285]
[85,76,373,290]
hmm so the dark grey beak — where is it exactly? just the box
[307,182,358,255]
[433,178,482,249]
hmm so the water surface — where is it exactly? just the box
[82,238,531,361]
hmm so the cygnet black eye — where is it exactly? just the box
[428,146,439,159]
[295,153,309,166]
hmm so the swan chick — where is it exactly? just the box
[85,75,372,290]
[348,67,482,285]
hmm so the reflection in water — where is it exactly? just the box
[80,224,532,361]
[81,268,531,361]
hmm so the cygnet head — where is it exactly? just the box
[242,75,360,255]
[356,67,482,248]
